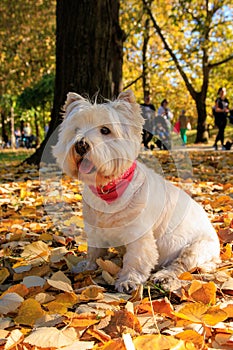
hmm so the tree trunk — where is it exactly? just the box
[194,94,209,143]
[25,0,123,165]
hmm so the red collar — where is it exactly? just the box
[89,161,137,203]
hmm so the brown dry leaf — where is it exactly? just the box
[133,334,196,350]
[218,228,233,243]
[187,280,217,304]
[96,258,121,275]
[103,310,142,338]
[0,267,10,284]
[214,333,233,348]
[14,298,45,326]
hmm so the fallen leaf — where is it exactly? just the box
[0,267,10,284]
[14,298,45,326]
[47,270,73,292]
[0,293,24,315]
[188,280,216,304]
[4,329,23,350]
[96,258,121,275]
[24,326,78,348]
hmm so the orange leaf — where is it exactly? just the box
[175,330,204,348]
[103,310,141,338]
[221,243,232,260]
[178,272,194,281]
[135,297,174,318]
[188,280,216,304]
[2,284,29,298]
[97,339,126,350]
[66,315,99,329]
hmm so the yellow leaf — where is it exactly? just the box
[133,334,192,350]
[55,292,79,306]
[0,267,10,284]
[173,303,208,323]
[46,301,68,314]
[201,306,228,326]
[14,298,45,326]
[174,303,228,326]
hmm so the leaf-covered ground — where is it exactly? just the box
[0,149,233,350]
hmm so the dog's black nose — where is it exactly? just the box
[74,138,90,156]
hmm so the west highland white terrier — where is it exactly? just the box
[53,90,220,292]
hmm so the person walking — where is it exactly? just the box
[179,109,188,146]
[140,93,156,149]
[213,87,229,150]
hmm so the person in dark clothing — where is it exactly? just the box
[140,93,156,149]
[213,87,229,150]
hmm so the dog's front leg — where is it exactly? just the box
[115,231,159,293]
[86,246,107,270]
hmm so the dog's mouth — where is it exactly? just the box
[78,158,96,174]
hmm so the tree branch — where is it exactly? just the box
[142,0,197,100]
[208,54,233,69]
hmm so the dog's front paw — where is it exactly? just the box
[115,270,146,293]
[115,278,139,294]
[151,270,181,291]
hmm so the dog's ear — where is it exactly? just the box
[64,92,85,109]
[63,92,87,117]
[117,90,136,104]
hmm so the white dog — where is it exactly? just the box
[53,90,220,292]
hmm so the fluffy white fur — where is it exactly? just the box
[53,90,220,292]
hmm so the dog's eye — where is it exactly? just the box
[100,126,111,135]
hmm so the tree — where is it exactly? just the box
[142,0,233,142]
[26,0,124,165]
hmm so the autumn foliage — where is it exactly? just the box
[0,150,233,349]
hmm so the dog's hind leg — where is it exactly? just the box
[151,238,220,291]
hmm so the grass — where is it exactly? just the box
[0,149,34,165]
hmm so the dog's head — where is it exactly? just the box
[53,90,144,186]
